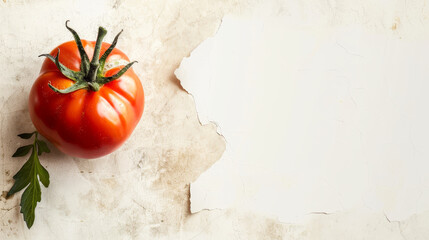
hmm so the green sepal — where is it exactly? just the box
[49,81,89,94]
[98,29,123,76]
[39,51,84,82]
[65,20,90,74]
[98,61,138,84]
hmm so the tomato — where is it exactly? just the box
[29,22,144,159]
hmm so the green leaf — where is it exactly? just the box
[7,157,33,197]
[17,132,36,139]
[37,140,50,156]
[7,131,50,229]
[12,157,34,180]
[37,164,50,188]
[20,179,41,228]
[12,145,33,157]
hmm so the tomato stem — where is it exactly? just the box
[86,27,107,84]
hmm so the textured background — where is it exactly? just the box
[2,0,429,239]
[0,0,236,238]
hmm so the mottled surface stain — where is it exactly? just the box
[392,17,400,30]
[112,0,122,9]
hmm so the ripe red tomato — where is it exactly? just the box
[29,23,144,158]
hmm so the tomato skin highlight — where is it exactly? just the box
[29,40,144,159]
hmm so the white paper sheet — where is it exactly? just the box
[176,15,429,222]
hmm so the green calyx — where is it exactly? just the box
[39,21,137,94]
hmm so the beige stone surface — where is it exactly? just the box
[2,0,429,239]
[0,0,240,238]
